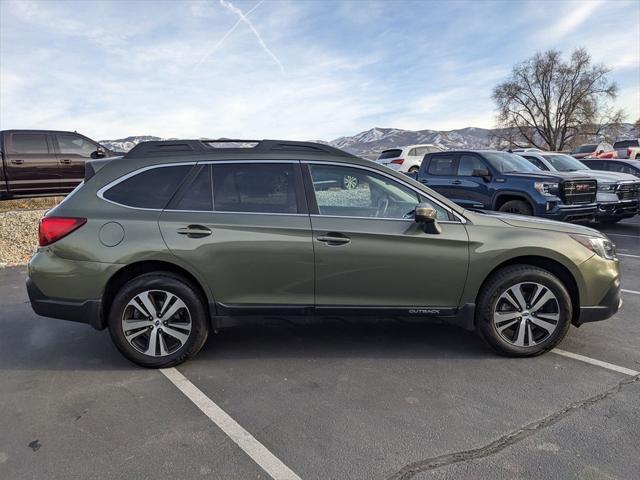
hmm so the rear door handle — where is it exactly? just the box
[317,233,351,246]
[11,159,24,165]
[452,180,462,185]
[59,159,72,165]
[177,225,212,238]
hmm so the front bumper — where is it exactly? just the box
[541,203,597,222]
[596,200,638,219]
[577,278,622,324]
[26,277,104,329]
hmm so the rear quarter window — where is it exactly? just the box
[102,165,192,209]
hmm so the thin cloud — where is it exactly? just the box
[537,0,603,42]
[192,0,265,71]
[218,0,285,74]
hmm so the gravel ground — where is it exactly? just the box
[0,209,44,267]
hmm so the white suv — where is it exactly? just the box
[376,144,442,173]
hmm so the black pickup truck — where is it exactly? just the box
[0,129,119,199]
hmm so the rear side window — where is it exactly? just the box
[211,163,299,214]
[613,140,639,149]
[523,155,546,170]
[11,133,49,153]
[428,155,457,175]
[378,149,402,160]
[103,165,191,209]
[174,165,213,211]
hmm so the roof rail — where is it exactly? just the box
[124,139,357,159]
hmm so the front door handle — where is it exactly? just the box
[59,158,72,165]
[11,159,24,165]
[317,233,351,246]
[452,180,462,185]
[177,225,212,238]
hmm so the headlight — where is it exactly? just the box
[570,234,616,260]
[534,182,559,195]
[598,182,615,192]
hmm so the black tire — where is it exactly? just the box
[498,199,533,216]
[108,272,209,368]
[475,265,572,357]
[408,166,419,174]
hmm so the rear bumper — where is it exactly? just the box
[577,278,622,324]
[26,278,104,330]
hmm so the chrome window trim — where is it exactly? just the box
[96,162,198,211]
[303,160,467,224]
[162,209,307,217]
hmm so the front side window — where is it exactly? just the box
[11,133,49,153]
[103,165,192,209]
[457,155,486,176]
[309,164,424,219]
[56,134,97,157]
[211,163,299,214]
[541,154,587,172]
[523,155,547,170]
[428,155,457,175]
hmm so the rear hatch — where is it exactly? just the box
[376,148,404,169]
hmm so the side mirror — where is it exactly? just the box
[472,168,491,181]
[91,148,106,159]
[414,202,441,234]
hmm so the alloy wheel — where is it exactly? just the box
[343,175,359,190]
[492,282,560,347]
[121,290,192,357]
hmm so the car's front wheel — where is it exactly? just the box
[498,199,533,216]
[108,272,209,368]
[475,265,572,356]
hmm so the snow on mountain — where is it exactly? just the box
[99,123,637,158]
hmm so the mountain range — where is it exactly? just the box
[101,123,637,159]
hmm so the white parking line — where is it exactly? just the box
[552,349,639,376]
[622,289,640,295]
[161,368,302,480]
[618,254,640,258]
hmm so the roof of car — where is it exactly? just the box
[124,139,359,160]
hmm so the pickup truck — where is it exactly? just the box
[416,150,598,222]
[0,129,119,199]
[518,151,640,223]
[613,139,640,159]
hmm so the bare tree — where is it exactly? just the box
[493,48,624,150]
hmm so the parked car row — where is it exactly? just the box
[571,139,640,160]
[376,144,640,224]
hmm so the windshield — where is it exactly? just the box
[542,154,588,171]
[574,144,597,153]
[378,149,402,160]
[483,152,540,173]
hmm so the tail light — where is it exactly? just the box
[629,148,633,157]
[38,217,87,246]
[391,158,405,165]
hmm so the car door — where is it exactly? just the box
[305,162,469,311]
[159,161,315,313]
[419,153,463,203]
[453,153,492,208]
[3,132,59,194]
[54,133,100,190]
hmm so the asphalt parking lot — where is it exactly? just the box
[1,218,638,480]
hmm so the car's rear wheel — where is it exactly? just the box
[108,272,209,368]
[408,166,419,174]
[498,199,533,216]
[475,265,572,357]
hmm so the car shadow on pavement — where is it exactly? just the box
[194,317,494,363]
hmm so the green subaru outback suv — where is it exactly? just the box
[27,140,622,367]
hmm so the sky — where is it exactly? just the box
[0,0,638,141]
